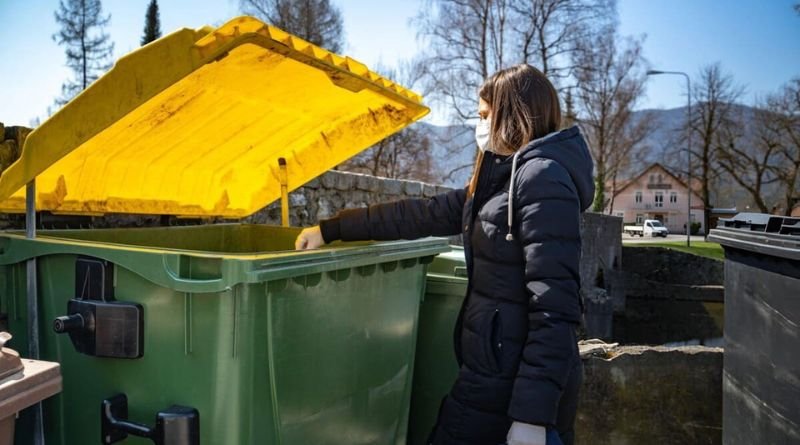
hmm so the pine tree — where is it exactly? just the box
[141,0,162,46]
[53,0,114,105]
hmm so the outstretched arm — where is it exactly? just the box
[295,187,467,249]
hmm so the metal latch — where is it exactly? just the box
[53,256,144,358]
[101,393,199,445]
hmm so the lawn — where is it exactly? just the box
[627,241,725,261]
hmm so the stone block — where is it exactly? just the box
[576,344,722,445]
[422,184,437,197]
[382,179,403,196]
[317,197,335,219]
[356,174,379,192]
[289,192,307,207]
[404,181,423,196]
[303,178,321,189]
[320,172,337,189]
[334,172,355,191]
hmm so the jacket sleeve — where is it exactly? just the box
[319,187,467,243]
[507,158,583,427]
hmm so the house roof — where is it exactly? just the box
[610,163,704,204]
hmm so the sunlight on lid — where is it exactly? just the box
[0,16,428,218]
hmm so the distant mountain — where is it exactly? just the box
[415,105,765,210]
[416,121,476,188]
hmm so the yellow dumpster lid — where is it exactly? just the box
[0,16,428,217]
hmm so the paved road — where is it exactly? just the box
[622,234,708,244]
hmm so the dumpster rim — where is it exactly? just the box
[708,228,800,261]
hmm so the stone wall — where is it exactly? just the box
[577,344,723,445]
[0,170,456,232]
[243,170,455,227]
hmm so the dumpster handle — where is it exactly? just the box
[161,256,226,291]
[101,393,199,445]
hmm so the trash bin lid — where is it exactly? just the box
[708,213,800,261]
[0,16,429,217]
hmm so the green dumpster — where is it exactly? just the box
[0,16,445,445]
[407,247,466,445]
[1,225,445,444]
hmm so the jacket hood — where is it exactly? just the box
[516,125,595,211]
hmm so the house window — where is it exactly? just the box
[616,212,624,218]
[670,192,678,203]
[664,216,670,223]
[636,214,644,224]
[635,191,643,203]
[655,192,664,208]
[649,174,655,183]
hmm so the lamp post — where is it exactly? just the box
[647,70,692,247]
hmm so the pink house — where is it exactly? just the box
[605,163,706,234]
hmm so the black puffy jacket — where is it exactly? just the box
[320,126,595,444]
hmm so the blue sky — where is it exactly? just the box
[0,0,798,126]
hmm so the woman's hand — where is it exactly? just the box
[507,421,547,445]
[295,226,325,250]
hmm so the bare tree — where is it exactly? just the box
[339,60,438,182]
[682,63,744,231]
[414,0,617,183]
[415,0,513,122]
[340,128,437,182]
[53,0,114,105]
[715,105,780,213]
[768,78,800,215]
[510,0,615,85]
[240,0,344,52]
[572,28,653,212]
[413,0,518,183]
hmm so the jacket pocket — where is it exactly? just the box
[483,308,503,373]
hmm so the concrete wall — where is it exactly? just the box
[614,246,724,345]
[622,247,723,285]
[578,213,625,340]
[577,344,723,445]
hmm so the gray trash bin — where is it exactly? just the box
[708,213,800,445]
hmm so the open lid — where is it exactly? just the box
[0,16,429,217]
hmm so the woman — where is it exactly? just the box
[295,64,594,445]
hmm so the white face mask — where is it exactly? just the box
[475,118,492,152]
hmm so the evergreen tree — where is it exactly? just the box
[141,0,162,45]
[53,0,114,105]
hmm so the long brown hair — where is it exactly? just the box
[468,64,561,196]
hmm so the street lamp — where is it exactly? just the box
[647,69,692,247]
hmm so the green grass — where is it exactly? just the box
[627,241,725,261]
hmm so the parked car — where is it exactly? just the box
[624,219,670,237]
